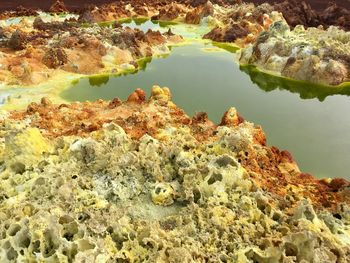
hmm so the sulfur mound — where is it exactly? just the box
[0,87,349,262]
[240,21,350,85]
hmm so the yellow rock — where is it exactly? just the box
[5,128,51,171]
[151,182,174,206]
[151,86,171,101]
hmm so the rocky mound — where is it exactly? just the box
[0,5,39,20]
[0,87,349,262]
[49,0,68,13]
[0,17,182,85]
[203,3,276,44]
[240,21,350,85]
[272,0,350,31]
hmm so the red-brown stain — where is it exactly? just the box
[7,89,350,212]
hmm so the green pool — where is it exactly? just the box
[61,42,350,180]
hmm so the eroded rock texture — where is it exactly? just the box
[203,3,280,45]
[272,0,350,31]
[0,87,349,262]
[0,0,348,86]
[0,16,182,85]
[240,21,350,85]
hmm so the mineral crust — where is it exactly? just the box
[0,17,182,85]
[200,1,350,85]
[0,87,349,262]
[0,0,349,86]
[240,21,350,85]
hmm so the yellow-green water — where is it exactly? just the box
[61,43,350,180]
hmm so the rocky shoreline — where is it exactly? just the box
[0,0,348,87]
[0,14,182,86]
[0,87,349,262]
[0,2,350,262]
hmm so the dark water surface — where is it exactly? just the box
[61,43,350,180]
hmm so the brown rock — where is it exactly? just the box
[204,23,249,42]
[320,3,350,31]
[15,5,38,17]
[49,0,68,13]
[329,178,350,192]
[133,5,149,16]
[273,0,321,28]
[127,88,146,103]
[189,0,241,7]
[41,97,53,107]
[152,3,182,21]
[0,27,4,38]
[203,27,223,42]
[33,17,77,32]
[144,30,166,45]
[223,23,249,42]
[108,98,122,109]
[112,31,138,50]
[8,30,28,50]
[220,108,244,126]
[185,1,214,24]
[42,48,68,69]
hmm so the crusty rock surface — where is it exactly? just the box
[272,0,350,31]
[0,87,349,262]
[320,2,350,31]
[0,16,182,85]
[1,0,349,87]
[0,6,39,20]
[8,29,28,51]
[203,3,278,45]
[272,0,321,28]
[42,48,68,69]
[240,21,350,85]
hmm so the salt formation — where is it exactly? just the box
[240,22,350,85]
[0,87,349,262]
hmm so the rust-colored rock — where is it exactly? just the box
[49,0,68,13]
[7,87,350,212]
[204,23,249,42]
[151,3,182,21]
[42,48,68,69]
[127,88,146,103]
[273,0,320,28]
[185,1,214,24]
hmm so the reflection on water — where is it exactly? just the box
[60,43,350,180]
[241,65,350,101]
[87,56,154,87]
[117,18,212,39]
